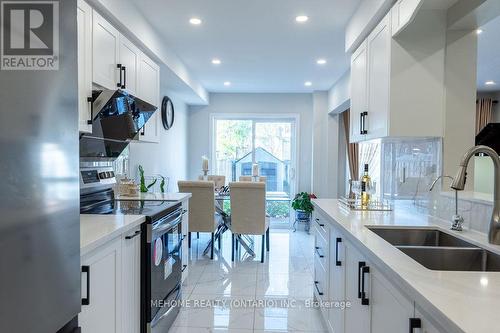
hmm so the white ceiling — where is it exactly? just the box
[477,15,500,92]
[132,0,361,93]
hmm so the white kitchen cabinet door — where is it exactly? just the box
[328,227,345,333]
[118,35,140,96]
[181,201,189,282]
[370,266,414,333]
[350,41,368,143]
[80,237,122,333]
[344,240,370,333]
[366,13,390,140]
[92,10,120,89]
[121,227,142,333]
[138,53,160,143]
[77,0,92,133]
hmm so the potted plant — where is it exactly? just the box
[292,192,317,221]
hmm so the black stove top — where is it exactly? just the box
[80,188,180,221]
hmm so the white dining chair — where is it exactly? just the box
[198,175,226,189]
[239,176,267,183]
[229,181,269,263]
[178,180,219,259]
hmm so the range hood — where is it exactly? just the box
[80,89,157,159]
[476,123,500,155]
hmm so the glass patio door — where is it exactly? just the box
[213,117,297,198]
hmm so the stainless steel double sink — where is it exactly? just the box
[367,227,500,272]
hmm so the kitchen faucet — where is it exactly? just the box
[450,145,500,244]
[429,175,464,231]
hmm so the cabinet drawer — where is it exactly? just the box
[314,256,328,302]
[313,213,329,241]
[314,229,328,271]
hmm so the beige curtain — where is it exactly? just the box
[476,98,493,135]
[342,110,359,181]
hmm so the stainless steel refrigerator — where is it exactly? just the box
[0,0,81,332]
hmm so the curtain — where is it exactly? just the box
[476,98,493,135]
[342,110,359,181]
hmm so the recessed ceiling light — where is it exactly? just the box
[304,81,312,87]
[485,80,496,85]
[316,59,327,65]
[476,29,483,35]
[295,15,309,23]
[212,58,221,65]
[224,81,231,86]
[189,17,202,25]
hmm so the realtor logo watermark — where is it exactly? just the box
[1,1,59,70]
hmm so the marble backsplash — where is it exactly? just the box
[400,192,494,234]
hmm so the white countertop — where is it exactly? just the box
[115,192,192,201]
[80,214,145,256]
[312,199,500,333]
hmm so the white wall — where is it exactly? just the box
[187,93,314,192]
[312,92,329,197]
[328,70,351,113]
[128,77,189,192]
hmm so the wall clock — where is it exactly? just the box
[161,96,175,130]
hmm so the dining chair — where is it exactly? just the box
[239,176,267,183]
[198,175,226,189]
[178,180,219,259]
[229,181,269,263]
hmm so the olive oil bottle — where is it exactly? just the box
[361,164,371,209]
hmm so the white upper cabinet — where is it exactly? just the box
[138,53,161,143]
[92,10,120,89]
[350,41,368,143]
[366,14,390,140]
[349,7,445,143]
[118,35,140,96]
[77,0,92,133]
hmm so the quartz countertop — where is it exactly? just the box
[115,192,192,202]
[80,214,145,256]
[312,199,500,333]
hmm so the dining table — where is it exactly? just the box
[202,191,291,257]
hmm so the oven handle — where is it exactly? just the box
[152,209,183,234]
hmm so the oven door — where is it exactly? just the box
[148,211,183,328]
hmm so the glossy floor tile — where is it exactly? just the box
[168,229,327,333]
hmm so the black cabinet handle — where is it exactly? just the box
[335,237,342,266]
[86,97,93,125]
[357,261,364,299]
[314,246,324,258]
[81,266,90,306]
[360,112,364,135]
[315,218,324,228]
[409,318,422,333]
[121,66,127,89]
[361,265,370,305]
[361,111,368,135]
[182,264,187,272]
[314,281,324,296]
[125,230,141,240]
[141,126,145,136]
[117,63,123,88]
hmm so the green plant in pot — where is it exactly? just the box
[292,192,316,220]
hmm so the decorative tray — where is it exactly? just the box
[339,197,393,211]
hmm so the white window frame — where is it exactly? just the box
[209,113,300,197]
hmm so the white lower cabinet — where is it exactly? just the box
[80,227,141,333]
[315,211,444,333]
[80,237,123,333]
[181,200,189,282]
[121,226,142,333]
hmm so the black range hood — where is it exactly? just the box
[80,89,157,159]
[476,123,500,155]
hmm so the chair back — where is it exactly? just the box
[198,175,226,189]
[239,176,267,183]
[178,181,216,232]
[230,181,267,235]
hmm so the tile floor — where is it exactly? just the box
[169,229,328,333]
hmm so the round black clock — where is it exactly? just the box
[161,96,175,130]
